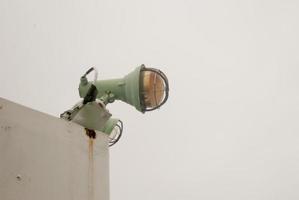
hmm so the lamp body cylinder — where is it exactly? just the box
[79,66,143,112]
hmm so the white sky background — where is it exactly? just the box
[1,0,299,199]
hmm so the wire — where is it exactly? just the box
[82,67,98,83]
[93,68,98,83]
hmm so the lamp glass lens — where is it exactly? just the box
[142,71,165,108]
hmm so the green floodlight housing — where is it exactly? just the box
[61,64,169,146]
[79,64,169,113]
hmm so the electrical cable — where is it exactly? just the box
[82,67,98,84]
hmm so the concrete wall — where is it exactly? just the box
[0,97,109,200]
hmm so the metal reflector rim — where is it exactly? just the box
[140,67,169,112]
[109,120,123,147]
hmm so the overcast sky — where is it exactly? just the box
[1,0,299,199]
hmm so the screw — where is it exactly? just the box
[16,175,22,181]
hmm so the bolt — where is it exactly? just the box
[16,175,22,181]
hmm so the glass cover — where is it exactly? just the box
[142,70,166,108]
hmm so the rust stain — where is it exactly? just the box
[85,128,96,139]
[87,129,95,200]
[85,128,96,200]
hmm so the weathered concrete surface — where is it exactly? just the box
[0,97,109,200]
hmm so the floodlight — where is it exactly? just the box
[61,64,169,146]
[100,118,123,146]
[79,64,169,113]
